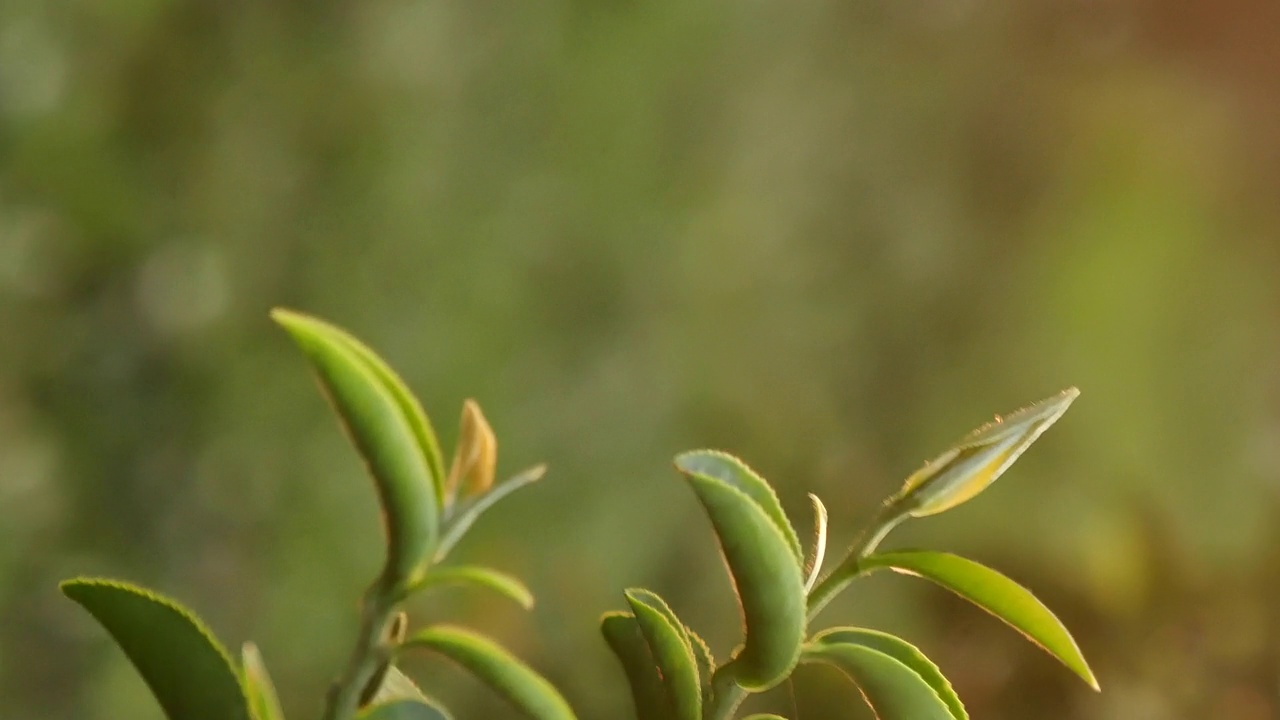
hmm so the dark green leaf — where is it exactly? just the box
[403,625,576,720]
[802,642,953,720]
[60,578,251,720]
[675,450,802,563]
[809,628,965,719]
[676,470,805,691]
[860,550,1099,690]
[624,589,701,720]
[272,309,439,592]
[600,612,668,720]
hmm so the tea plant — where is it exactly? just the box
[61,310,1098,720]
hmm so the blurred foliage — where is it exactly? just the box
[3,1,1280,718]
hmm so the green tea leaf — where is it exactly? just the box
[357,698,454,720]
[241,643,285,720]
[675,450,803,563]
[272,309,439,592]
[860,550,1099,690]
[686,627,715,703]
[677,470,805,691]
[600,612,668,720]
[624,589,701,720]
[809,628,965,719]
[802,493,829,594]
[403,625,576,720]
[60,578,251,720]
[407,565,534,609]
[891,389,1078,518]
[272,309,448,510]
[802,642,953,720]
[436,464,546,561]
[364,665,431,706]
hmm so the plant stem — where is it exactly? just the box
[805,503,908,622]
[702,663,749,720]
[321,583,398,720]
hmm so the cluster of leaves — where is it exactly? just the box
[61,311,1099,720]
[62,310,572,720]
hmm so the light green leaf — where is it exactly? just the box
[600,612,668,720]
[675,450,803,563]
[860,550,1099,690]
[809,628,966,719]
[403,625,576,720]
[741,715,789,719]
[357,698,454,720]
[272,309,448,513]
[624,589,701,720]
[686,627,715,703]
[436,464,546,561]
[60,578,251,720]
[803,493,829,594]
[364,665,431,706]
[407,565,534,609]
[676,470,805,691]
[272,309,439,592]
[241,643,285,720]
[891,388,1078,517]
[802,642,954,720]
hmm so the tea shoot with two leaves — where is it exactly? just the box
[60,311,1098,720]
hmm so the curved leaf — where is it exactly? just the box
[624,589,701,720]
[403,625,576,720]
[860,550,1098,690]
[600,612,668,720]
[686,627,715,703]
[678,472,805,691]
[407,565,534,609]
[891,389,1078,518]
[810,628,965,719]
[436,464,546,560]
[802,493,829,594]
[675,450,803,563]
[357,698,454,720]
[802,642,954,720]
[272,309,448,510]
[741,716,789,720]
[60,578,251,720]
[272,309,439,591]
[242,643,285,720]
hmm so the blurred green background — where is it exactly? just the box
[3,1,1279,718]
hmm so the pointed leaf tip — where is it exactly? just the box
[623,589,701,720]
[674,450,803,563]
[861,550,1099,691]
[61,578,251,720]
[893,388,1079,518]
[403,626,576,720]
[271,309,441,591]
